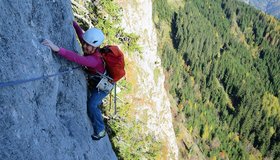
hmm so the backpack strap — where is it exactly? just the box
[97,46,115,81]
[87,47,112,80]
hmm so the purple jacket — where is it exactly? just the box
[57,21,105,74]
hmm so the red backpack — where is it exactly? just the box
[100,45,125,82]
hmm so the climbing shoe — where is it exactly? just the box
[91,130,106,140]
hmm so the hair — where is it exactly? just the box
[99,46,111,54]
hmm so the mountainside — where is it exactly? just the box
[0,1,116,159]
[240,0,280,19]
[154,0,280,159]
[2,0,279,159]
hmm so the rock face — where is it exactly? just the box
[0,1,116,159]
[118,0,179,159]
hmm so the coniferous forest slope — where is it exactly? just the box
[153,0,280,159]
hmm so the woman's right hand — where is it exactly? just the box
[42,39,60,52]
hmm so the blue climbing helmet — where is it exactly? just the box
[83,28,105,47]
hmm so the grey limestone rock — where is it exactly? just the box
[0,0,116,159]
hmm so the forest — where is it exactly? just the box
[153,0,280,159]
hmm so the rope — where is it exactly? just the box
[114,84,117,115]
[0,66,81,88]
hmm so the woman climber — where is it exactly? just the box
[42,21,110,140]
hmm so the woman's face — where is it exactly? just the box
[83,42,96,55]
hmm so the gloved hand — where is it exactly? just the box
[42,39,60,52]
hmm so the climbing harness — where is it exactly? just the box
[88,70,118,116]
[0,66,81,88]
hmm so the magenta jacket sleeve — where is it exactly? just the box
[58,48,105,73]
[73,21,84,43]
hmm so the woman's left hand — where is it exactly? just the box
[42,39,60,52]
